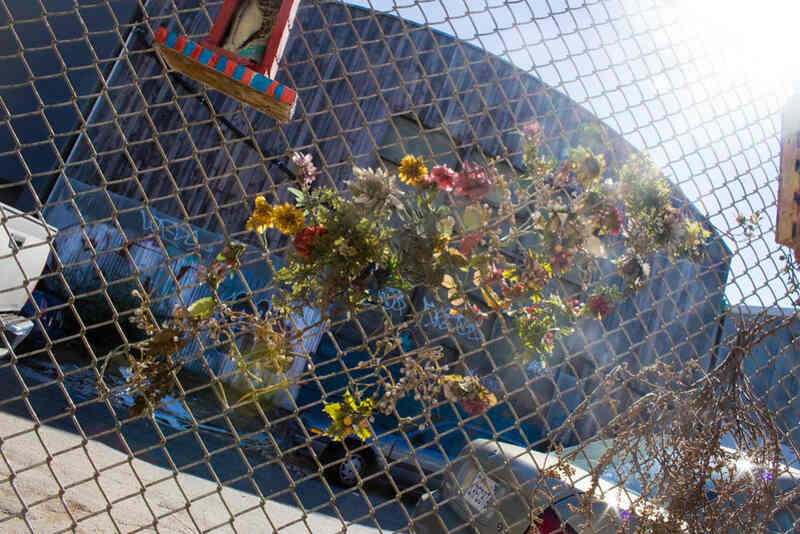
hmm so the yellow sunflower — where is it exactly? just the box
[245,196,274,233]
[398,154,428,186]
[272,202,306,235]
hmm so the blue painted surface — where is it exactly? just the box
[250,74,269,92]
[165,32,177,48]
[198,48,213,65]
[182,40,195,56]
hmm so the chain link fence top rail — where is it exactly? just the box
[0,0,799,532]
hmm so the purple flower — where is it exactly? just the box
[291,152,317,185]
[620,509,631,521]
[761,470,774,482]
[453,162,492,201]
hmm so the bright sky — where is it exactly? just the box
[349,0,800,308]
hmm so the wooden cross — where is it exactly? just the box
[154,0,300,122]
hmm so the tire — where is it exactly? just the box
[321,441,372,488]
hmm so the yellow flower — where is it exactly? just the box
[432,234,450,254]
[398,154,428,186]
[322,391,374,441]
[272,202,305,235]
[570,147,605,188]
[685,220,710,244]
[245,196,274,233]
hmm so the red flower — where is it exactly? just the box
[460,398,490,416]
[427,165,458,192]
[601,206,622,235]
[453,162,492,201]
[588,295,611,316]
[293,226,327,260]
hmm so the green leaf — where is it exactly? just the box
[187,297,215,318]
[287,187,304,201]
[463,205,484,231]
[437,216,455,237]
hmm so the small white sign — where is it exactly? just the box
[463,471,497,513]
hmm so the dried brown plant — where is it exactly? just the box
[560,311,799,533]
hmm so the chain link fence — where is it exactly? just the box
[0,0,799,532]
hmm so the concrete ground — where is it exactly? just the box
[0,409,413,534]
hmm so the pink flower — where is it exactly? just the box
[427,165,458,192]
[459,231,483,255]
[291,152,317,185]
[453,162,492,201]
[522,121,543,145]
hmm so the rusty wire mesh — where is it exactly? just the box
[0,0,799,532]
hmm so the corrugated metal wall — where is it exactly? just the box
[44,1,729,427]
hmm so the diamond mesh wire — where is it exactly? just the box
[0,0,799,532]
